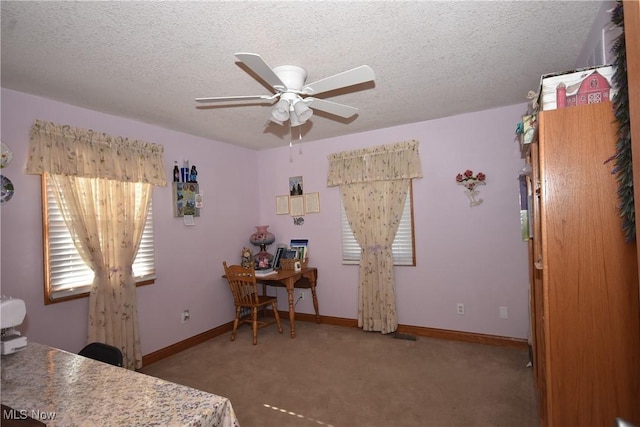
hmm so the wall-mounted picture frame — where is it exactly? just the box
[289,195,305,216]
[304,192,320,213]
[289,176,303,196]
[173,182,200,217]
[276,195,290,215]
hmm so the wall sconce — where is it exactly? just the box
[456,169,486,207]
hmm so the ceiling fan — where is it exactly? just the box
[195,53,375,127]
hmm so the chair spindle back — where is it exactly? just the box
[223,262,260,305]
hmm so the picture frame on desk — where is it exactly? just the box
[290,239,308,259]
[289,246,306,259]
[272,247,285,270]
[282,250,297,260]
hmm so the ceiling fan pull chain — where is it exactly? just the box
[289,139,293,163]
[298,127,303,155]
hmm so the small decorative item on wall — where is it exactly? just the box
[289,196,305,216]
[277,177,320,217]
[456,169,486,207]
[276,195,290,214]
[173,182,200,217]
[304,192,320,213]
[173,160,198,183]
[289,176,303,196]
[1,142,13,169]
[1,175,14,204]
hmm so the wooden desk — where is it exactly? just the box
[257,267,319,338]
[1,342,239,426]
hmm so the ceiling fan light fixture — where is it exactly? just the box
[289,109,302,127]
[293,99,313,123]
[271,99,290,122]
[269,116,285,126]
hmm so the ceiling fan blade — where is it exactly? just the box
[235,53,286,91]
[195,95,275,103]
[304,98,359,118]
[302,65,375,95]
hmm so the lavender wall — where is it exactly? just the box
[258,104,530,339]
[1,87,530,359]
[0,89,260,355]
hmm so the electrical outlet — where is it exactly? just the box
[298,291,304,300]
[181,309,190,323]
[500,306,508,319]
[456,303,464,315]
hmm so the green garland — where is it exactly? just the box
[609,1,635,242]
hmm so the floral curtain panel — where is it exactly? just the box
[26,120,166,369]
[49,175,151,369]
[327,140,422,333]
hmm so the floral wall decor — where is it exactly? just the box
[456,169,486,207]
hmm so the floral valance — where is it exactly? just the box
[326,139,422,187]
[25,120,167,186]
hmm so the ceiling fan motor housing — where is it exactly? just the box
[272,65,308,92]
[272,65,312,126]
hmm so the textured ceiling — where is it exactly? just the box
[1,1,605,150]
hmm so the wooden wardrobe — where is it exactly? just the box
[528,101,640,426]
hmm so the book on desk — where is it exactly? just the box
[254,268,277,277]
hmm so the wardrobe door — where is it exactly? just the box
[539,102,640,426]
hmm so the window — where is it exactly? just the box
[42,175,156,303]
[341,182,416,266]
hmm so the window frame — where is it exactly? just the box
[341,181,416,266]
[41,174,156,305]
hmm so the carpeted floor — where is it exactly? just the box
[140,322,539,427]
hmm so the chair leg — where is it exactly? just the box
[272,302,283,333]
[231,306,241,341]
[251,307,258,345]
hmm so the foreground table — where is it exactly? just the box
[1,342,239,427]
[257,267,319,338]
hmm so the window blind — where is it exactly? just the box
[341,183,415,266]
[45,179,156,300]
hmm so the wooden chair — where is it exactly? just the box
[223,261,283,345]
